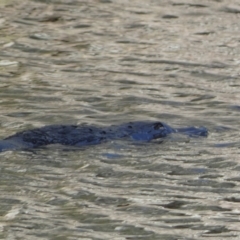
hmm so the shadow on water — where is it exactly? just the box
[0,0,240,239]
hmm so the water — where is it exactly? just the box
[0,0,240,239]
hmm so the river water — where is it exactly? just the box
[0,0,240,239]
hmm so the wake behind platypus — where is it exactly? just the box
[0,121,208,152]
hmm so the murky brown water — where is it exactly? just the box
[1,0,240,239]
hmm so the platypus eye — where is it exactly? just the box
[153,122,164,130]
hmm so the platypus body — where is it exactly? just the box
[0,121,208,152]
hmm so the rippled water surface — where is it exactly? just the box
[1,0,240,239]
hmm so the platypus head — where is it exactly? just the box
[130,121,176,141]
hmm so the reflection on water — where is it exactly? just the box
[0,0,240,239]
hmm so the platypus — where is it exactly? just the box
[0,121,208,152]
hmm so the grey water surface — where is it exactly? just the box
[0,0,240,239]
